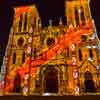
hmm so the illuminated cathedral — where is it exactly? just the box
[0,0,100,96]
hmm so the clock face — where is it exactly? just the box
[46,37,55,47]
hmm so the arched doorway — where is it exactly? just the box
[43,66,59,93]
[13,73,21,93]
[84,71,96,93]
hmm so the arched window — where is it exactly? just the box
[78,49,82,61]
[34,48,37,58]
[40,33,45,45]
[22,52,25,63]
[19,14,23,32]
[66,47,70,57]
[24,12,27,31]
[13,52,16,64]
[80,6,85,25]
[34,17,37,27]
[74,7,79,27]
[81,35,87,42]
[89,49,93,60]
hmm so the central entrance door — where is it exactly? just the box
[44,66,59,93]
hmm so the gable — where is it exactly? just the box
[78,60,98,74]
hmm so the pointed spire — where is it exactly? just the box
[59,17,63,25]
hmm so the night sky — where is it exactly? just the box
[0,0,100,67]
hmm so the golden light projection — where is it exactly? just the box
[14,5,38,24]
[0,0,100,96]
[4,19,94,94]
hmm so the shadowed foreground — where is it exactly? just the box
[0,94,100,100]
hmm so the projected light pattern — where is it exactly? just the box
[4,19,93,93]
[2,0,100,96]
[15,5,38,23]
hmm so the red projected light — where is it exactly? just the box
[17,19,93,75]
[5,19,93,92]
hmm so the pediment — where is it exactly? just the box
[78,60,98,74]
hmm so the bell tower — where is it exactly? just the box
[65,0,92,27]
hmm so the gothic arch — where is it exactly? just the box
[80,6,86,24]
[78,61,98,93]
[40,64,61,94]
[84,71,96,93]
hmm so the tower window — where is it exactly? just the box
[89,49,93,59]
[40,33,45,45]
[19,14,23,32]
[66,47,70,57]
[74,7,79,27]
[81,35,87,42]
[24,12,28,31]
[22,52,25,63]
[78,49,82,61]
[34,17,37,27]
[80,7,85,25]
[17,37,24,47]
[13,52,16,64]
[34,48,37,58]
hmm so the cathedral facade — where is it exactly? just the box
[0,0,100,96]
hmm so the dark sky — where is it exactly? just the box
[0,0,100,35]
[0,0,100,67]
[90,0,100,37]
[0,0,100,37]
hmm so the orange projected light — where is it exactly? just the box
[15,6,38,22]
[18,19,93,74]
[15,7,30,18]
[5,20,93,92]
